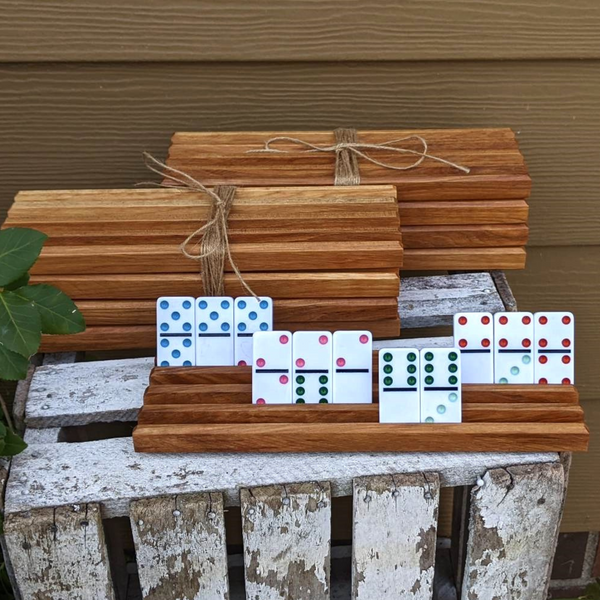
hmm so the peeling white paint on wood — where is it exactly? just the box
[241,482,331,600]
[4,503,115,600]
[130,493,229,600]
[4,437,559,518]
[461,462,565,600]
[352,473,440,599]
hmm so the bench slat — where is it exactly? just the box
[131,493,229,600]
[461,462,564,599]
[241,482,331,600]
[352,473,440,599]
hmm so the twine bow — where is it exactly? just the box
[142,152,257,298]
[247,127,470,185]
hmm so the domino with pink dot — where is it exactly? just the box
[332,331,373,404]
[453,312,494,383]
[534,312,574,385]
[252,331,293,404]
[493,312,534,384]
[292,331,333,404]
[156,297,196,367]
[234,296,273,366]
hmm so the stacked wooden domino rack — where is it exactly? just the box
[133,357,589,453]
[3,185,403,350]
[165,128,531,270]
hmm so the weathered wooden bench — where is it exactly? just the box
[1,273,570,600]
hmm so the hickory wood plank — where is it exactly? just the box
[352,473,440,599]
[461,463,565,600]
[132,422,590,454]
[130,492,229,600]
[4,436,560,517]
[4,503,115,600]
[402,224,529,249]
[30,271,401,300]
[241,482,331,600]
[138,403,585,425]
[403,247,526,270]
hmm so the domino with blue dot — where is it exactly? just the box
[156,297,196,367]
[234,297,273,366]
[195,297,234,366]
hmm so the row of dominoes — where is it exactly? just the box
[156,296,273,367]
[252,330,373,405]
[453,311,574,385]
[379,348,461,423]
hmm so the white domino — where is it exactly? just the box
[534,312,575,385]
[378,349,420,423]
[234,297,273,366]
[453,312,494,383]
[195,297,234,366]
[420,348,462,423]
[493,312,534,384]
[156,297,195,367]
[332,331,372,404]
[252,331,293,404]
[292,331,333,404]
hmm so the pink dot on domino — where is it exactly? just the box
[256,398,266,405]
[296,358,305,368]
[319,335,328,345]
[279,375,289,384]
[359,334,369,344]
[256,358,266,367]
[238,360,247,366]
[337,357,346,367]
[279,335,289,344]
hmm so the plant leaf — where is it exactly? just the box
[3,272,30,291]
[0,228,47,287]
[14,284,85,335]
[0,346,29,380]
[1,429,26,456]
[0,290,41,357]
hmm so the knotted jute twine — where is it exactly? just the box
[142,152,258,298]
[247,127,471,185]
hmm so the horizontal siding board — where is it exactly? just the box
[0,0,599,62]
[0,61,599,246]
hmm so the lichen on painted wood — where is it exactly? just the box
[461,462,565,600]
[241,482,331,600]
[130,492,229,600]
[352,473,440,599]
[4,503,115,600]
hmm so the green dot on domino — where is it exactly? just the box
[319,387,328,396]
[319,375,328,384]
[383,352,393,362]
[407,352,417,362]
[383,365,393,374]
[449,352,458,361]
[407,364,416,374]
[425,352,434,361]
[425,364,434,373]
[319,398,329,403]
[296,398,305,404]
[296,387,305,396]
[425,375,434,385]
[384,376,393,386]
[449,376,458,385]
[296,375,305,384]
[448,363,458,373]
[407,376,417,386]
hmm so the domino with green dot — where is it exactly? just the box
[419,348,462,424]
[292,331,333,404]
[378,348,421,423]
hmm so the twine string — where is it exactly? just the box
[142,152,258,298]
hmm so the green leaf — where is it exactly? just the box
[0,228,47,287]
[3,272,30,290]
[0,346,28,380]
[1,429,26,456]
[0,290,41,357]
[14,284,85,335]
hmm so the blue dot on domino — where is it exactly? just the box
[199,323,208,332]
[199,300,208,309]
[210,311,219,320]
[183,339,192,347]
[160,339,169,347]
[172,349,181,358]
[221,300,230,309]
[249,311,257,320]
[260,300,269,309]
[238,322,247,331]
[238,300,246,309]
[160,323,169,332]
[160,300,169,309]
[161,361,169,366]
[260,322,268,331]
[221,322,230,331]
[183,322,192,331]
[183,360,192,366]
[172,311,180,321]
[183,300,191,309]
